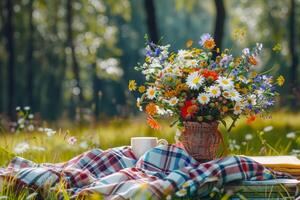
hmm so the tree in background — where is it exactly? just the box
[26,0,34,107]
[213,0,226,56]
[4,0,15,119]
[144,0,159,43]
[289,0,299,108]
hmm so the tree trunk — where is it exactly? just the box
[66,0,83,103]
[26,0,34,108]
[4,0,15,119]
[289,0,299,108]
[144,0,159,43]
[213,0,226,58]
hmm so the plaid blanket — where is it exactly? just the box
[0,145,288,199]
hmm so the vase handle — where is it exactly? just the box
[158,139,168,146]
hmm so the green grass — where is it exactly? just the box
[0,111,300,199]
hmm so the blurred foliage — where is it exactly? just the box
[0,0,299,121]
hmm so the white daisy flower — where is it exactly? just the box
[197,93,210,105]
[186,72,204,90]
[228,89,241,102]
[245,134,253,141]
[247,95,257,105]
[263,126,273,132]
[177,49,192,59]
[167,97,179,106]
[206,85,221,98]
[233,102,243,115]
[186,59,198,67]
[222,90,231,99]
[146,87,156,99]
[14,142,30,154]
[286,132,296,139]
[217,76,234,89]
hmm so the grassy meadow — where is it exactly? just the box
[0,111,300,199]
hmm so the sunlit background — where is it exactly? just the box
[0,0,300,163]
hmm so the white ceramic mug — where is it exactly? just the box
[131,137,168,158]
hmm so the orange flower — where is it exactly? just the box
[203,38,216,49]
[248,56,257,65]
[201,69,219,81]
[164,90,176,98]
[246,115,256,124]
[145,103,157,116]
[147,116,160,129]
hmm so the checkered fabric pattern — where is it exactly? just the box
[0,145,289,199]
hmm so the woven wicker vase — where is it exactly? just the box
[180,121,222,162]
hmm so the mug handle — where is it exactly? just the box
[158,139,168,146]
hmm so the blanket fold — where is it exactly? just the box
[0,145,288,199]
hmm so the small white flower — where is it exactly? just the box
[217,76,234,89]
[16,106,21,111]
[146,87,156,99]
[228,89,241,102]
[79,141,89,149]
[68,136,77,145]
[45,130,56,137]
[31,146,46,151]
[177,49,192,59]
[28,114,34,119]
[263,126,273,132]
[24,106,30,111]
[256,43,263,51]
[286,132,296,139]
[245,134,253,141]
[167,97,178,106]
[14,142,30,154]
[233,102,243,115]
[18,118,25,125]
[28,125,34,131]
[206,86,221,98]
[186,72,204,90]
[197,93,210,105]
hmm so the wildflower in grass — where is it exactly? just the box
[198,93,210,105]
[14,142,30,154]
[138,85,146,93]
[186,72,204,90]
[277,75,285,86]
[146,87,156,99]
[145,103,157,116]
[147,116,160,130]
[31,146,46,151]
[246,115,256,124]
[286,132,296,139]
[79,141,89,149]
[44,128,56,137]
[68,136,77,145]
[245,133,253,141]
[128,80,137,91]
[263,126,273,132]
[206,86,221,98]
[217,76,234,89]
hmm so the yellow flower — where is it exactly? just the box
[277,75,285,86]
[203,38,216,49]
[138,86,146,93]
[128,80,137,91]
[145,56,151,63]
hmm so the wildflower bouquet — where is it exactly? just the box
[129,33,284,132]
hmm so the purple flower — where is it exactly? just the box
[242,48,250,55]
[220,54,233,67]
[199,33,212,46]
